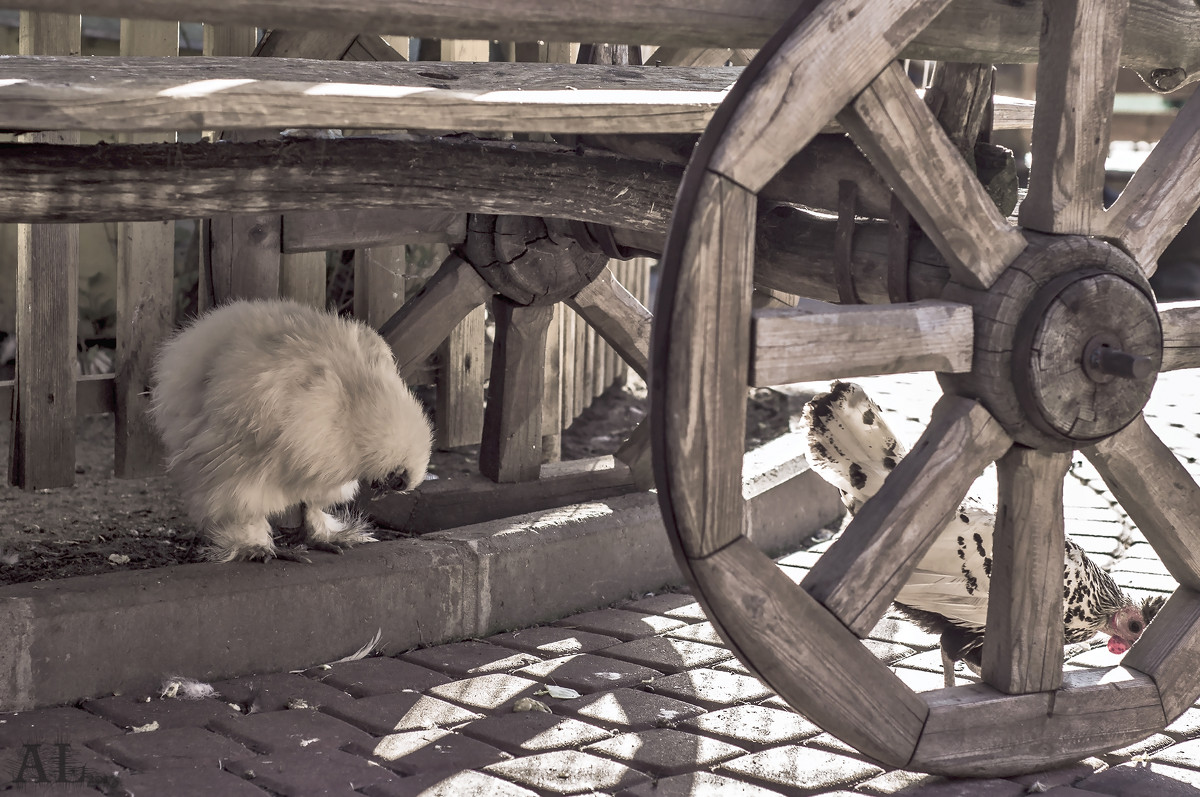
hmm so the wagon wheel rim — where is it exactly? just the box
[651,0,1200,776]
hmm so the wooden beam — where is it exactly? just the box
[10,0,1197,85]
[0,375,117,420]
[10,11,81,490]
[279,251,326,308]
[564,266,651,380]
[749,299,973,386]
[1124,587,1200,723]
[1160,300,1200,372]
[281,209,465,253]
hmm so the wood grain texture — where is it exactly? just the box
[1123,587,1200,723]
[436,304,486,449]
[981,447,1070,695]
[352,245,406,327]
[541,302,563,463]
[565,266,651,380]
[114,17,178,479]
[838,61,1026,290]
[204,213,281,304]
[1018,0,1129,235]
[923,62,992,159]
[750,298,973,386]
[279,250,326,308]
[378,253,491,379]
[0,375,115,421]
[656,170,755,559]
[1105,90,1200,274]
[689,537,926,768]
[282,209,464,252]
[479,299,554,483]
[10,11,80,490]
[710,0,953,192]
[911,667,1165,776]
[1084,415,1200,592]
[801,395,1012,637]
[1160,300,1200,372]
[8,0,1200,83]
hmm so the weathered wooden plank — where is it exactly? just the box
[801,396,1012,637]
[480,299,554,483]
[565,266,651,380]
[1084,415,1200,593]
[342,34,408,62]
[540,302,563,463]
[749,299,972,386]
[656,170,756,559]
[282,209,465,253]
[981,447,1070,695]
[1105,90,1200,274]
[1159,300,1200,372]
[688,537,926,768]
[1018,0,1129,235]
[379,253,491,380]
[838,61,1026,290]
[201,22,257,142]
[436,303,486,449]
[10,11,80,490]
[253,29,357,59]
[0,375,116,421]
[113,17,177,479]
[911,668,1165,776]
[1124,587,1200,723]
[279,250,326,308]
[368,454,636,532]
[352,245,406,327]
[560,309,578,426]
[204,213,281,305]
[8,0,1200,87]
[614,419,653,490]
[923,62,992,159]
[710,0,953,192]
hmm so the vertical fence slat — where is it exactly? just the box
[9,12,81,489]
[353,245,408,327]
[281,251,327,309]
[114,18,178,479]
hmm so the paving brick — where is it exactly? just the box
[305,657,450,697]
[0,741,122,791]
[678,704,821,750]
[1067,643,1127,669]
[1006,758,1107,792]
[863,639,918,664]
[584,728,745,776]
[1154,738,1200,769]
[400,640,542,677]
[426,673,544,713]
[1167,707,1200,739]
[1113,570,1178,593]
[806,732,867,757]
[0,707,121,746]
[487,626,623,657]
[210,672,357,713]
[620,593,701,619]
[617,770,786,797]
[1104,733,1176,761]
[555,609,687,640]
[1077,762,1200,796]
[713,657,753,676]
[225,748,397,796]
[484,749,651,795]
[1111,558,1172,576]
[644,668,773,709]
[458,711,613,755]
[90,726,255,770]
[320,692,482,735]
[515,653,663,694]
[109,768,269,796]
[361,769,538,797]
[665,622,725,646]
[81,694,243,731]
[853,768,942,795]
[775,550,822,569]
[867,618,939,650]
[347,728,511,776]
[717,745,883,796]
[599,637,732,674]
[557,687,705,731]
[895,778,1026,796]
[891,665,967,691]
[209,707,374,754]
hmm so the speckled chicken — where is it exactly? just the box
[803,381,1163,685]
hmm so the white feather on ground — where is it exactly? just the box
[151,299,432,563]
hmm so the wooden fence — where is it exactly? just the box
[0,14,654,495]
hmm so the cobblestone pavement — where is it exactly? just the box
[3,373,1200,796]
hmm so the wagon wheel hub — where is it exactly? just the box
[943,236,1163,450]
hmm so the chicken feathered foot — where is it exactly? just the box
[940,648,956,689]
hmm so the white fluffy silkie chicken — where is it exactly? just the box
[803,381,1163,685]
[151,299,432,562]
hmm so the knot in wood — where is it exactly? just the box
[940,234,1161,450]
[456,214,610,306]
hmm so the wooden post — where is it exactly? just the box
[114,18,178,479]
[353,245,408,327]
[280,251,326,309]
[541,302,564,463]
[9,12,81,489]
[480,298,554,483]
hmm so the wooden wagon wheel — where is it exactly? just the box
[651,0,1200,777]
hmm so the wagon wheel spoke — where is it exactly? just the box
[802,396,1013,637]
[1018,0,1130,236]
[837,61,1026,290]
[708,0,956,193]
[981,447,1071,694]
[1159,300,1200,372]
[1104,91,1200,274]
[1084,415,1200,592]
[565,265,651,380]
[749,298,974,386]
[377,253,492,379]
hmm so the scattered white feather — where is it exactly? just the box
[329,629,383,665]
[161,676,219,700]
[130,721,159,733]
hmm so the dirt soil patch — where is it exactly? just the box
[0,377,795,586]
